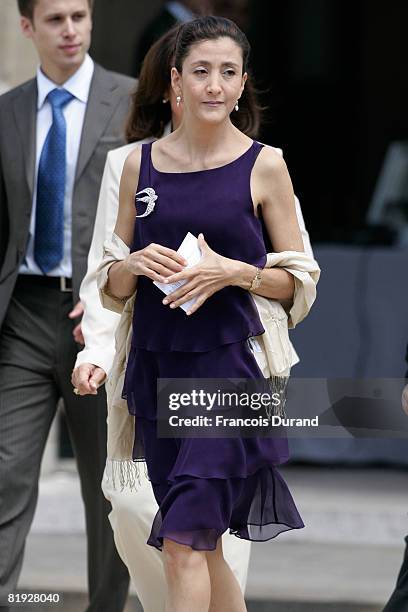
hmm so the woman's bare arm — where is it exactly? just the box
[107,147,187,300]
[242,146,305,300]
[106,147,141,299]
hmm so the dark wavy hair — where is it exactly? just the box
[126,17,261,142]
[125,27,178,143]
[173,15,261,137]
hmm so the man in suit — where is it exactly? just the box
[0,0,134,609]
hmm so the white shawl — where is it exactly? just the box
[96,233,320,488]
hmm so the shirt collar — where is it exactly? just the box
[36,54,94,110]
[165,1,195,23]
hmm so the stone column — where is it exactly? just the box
[0,0,38,92]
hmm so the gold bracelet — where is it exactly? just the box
[249,266,262,291]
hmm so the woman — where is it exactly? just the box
[73,27,253,611]
[103,15,317,611]
[98,18,318,612]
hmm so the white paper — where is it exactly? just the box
[248,337,263,353]
[154,232,202,313]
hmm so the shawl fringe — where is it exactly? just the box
[103,458,150,491]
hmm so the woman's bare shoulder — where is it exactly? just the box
[255,144,288,177]
[118,145,143,199]
[251,144,294,209]
[123,144,142,173]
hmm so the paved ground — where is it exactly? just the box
[7,593,383,612]
[16,464,408,611]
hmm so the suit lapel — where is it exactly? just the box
[75,64,117,183]
[13,79,37,199]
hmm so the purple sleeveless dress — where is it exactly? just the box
[122,140,304,551]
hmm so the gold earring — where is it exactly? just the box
[176,95,181,107]
[235,101,239,111]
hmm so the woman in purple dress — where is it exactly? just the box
[107,16,305,612]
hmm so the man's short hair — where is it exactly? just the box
[17,0,94,20]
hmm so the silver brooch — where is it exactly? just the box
[135,187,158,218]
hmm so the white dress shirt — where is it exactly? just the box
[75,134,313,376]
[19,54,94,277]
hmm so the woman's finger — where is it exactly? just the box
[89,367,107,393]
[163,277,199,304]
[76,364,96,395]
[147,252,186,274]
[164,266,198,285]
[186,292,208,315]
[143,266,168,283]
[148,259,181,278]
[126,257,167,282]
[166,284,202,309]
[152,244,187,266]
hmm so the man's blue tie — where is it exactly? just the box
[34,88,74,274]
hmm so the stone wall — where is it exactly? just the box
[0,0,38,91]
[0,0,163,93]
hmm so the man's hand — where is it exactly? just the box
[68,301,85,345]
[402,384,408,415]
[71,363,107,396]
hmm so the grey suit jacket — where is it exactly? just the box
[0,63,135,328]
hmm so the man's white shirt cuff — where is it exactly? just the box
[75,345,116,378]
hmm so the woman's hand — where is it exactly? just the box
[71,363,107,396]
[125,243,187,283]
[161,234,240,315]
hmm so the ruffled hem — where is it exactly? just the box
[131,281,265,353]
[127,413,290,480]
[130,326,266,353]
[147,521,304,552]
[145,465,304,552]
[120,341,302,551]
